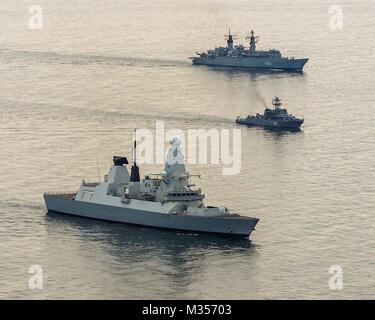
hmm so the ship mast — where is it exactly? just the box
[130,129,140,182]
[225,28,235,50]
[272,97,282,109]
[246,30,259,53]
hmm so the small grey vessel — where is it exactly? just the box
[44,137,259,238]
[236,97,304,130]
[190,30,308,71]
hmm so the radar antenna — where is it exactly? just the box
[272,97,282,109]
[224,28,237,48]
[246,30,259,52]
[224,28,237,39]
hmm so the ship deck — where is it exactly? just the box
[43,192,77,199]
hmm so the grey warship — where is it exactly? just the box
[236,97,304,129]
[44,137,259,238]
[190,30,308,71]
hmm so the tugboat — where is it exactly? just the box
[236,97,304,130]
[44,136,259,238]
[190,29,308,71]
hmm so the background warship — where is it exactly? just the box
[44,137,259,238]
[190,30,308,71]
[236,97,304,129]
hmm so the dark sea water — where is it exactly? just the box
[0,0,374,299]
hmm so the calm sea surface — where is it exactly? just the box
[0,0,374,299]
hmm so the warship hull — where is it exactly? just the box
[236,117,304,129]
[44,194,259,238]
[191,56,308,71]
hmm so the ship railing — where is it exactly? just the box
[43,192,77,199]
[82,181,100,187]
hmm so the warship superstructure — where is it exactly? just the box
[236,97,304,129]
[44,137,259,238]
[190,30,308,71]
